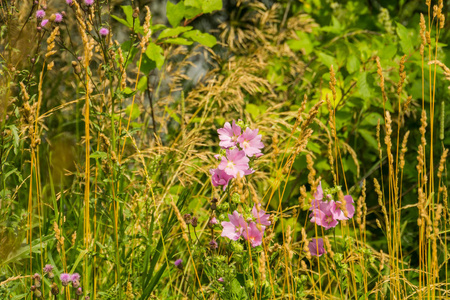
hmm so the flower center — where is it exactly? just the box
[242,140,249,149]
[231,135,238,142]
[227,161,235,169]
[325,215,334,224]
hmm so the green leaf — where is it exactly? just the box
[202,0,222,13]
[137,76,148,92]
[346,55,360,74]
[358,129,378,149]
[166,0,185,27]
[317,51,337,68]
[145,43,165,70]
[184,0,202,19]
[165,106,181,123]
[69,250,88,274]
[90,151,108,159]
[126,103,141,120]
[162,37,194,45]
[158,26,192,40]
[183,30,216,47]
[396,22,413,54]
[111,15,130,27]
[357,72,371,100]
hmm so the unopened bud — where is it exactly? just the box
[51,283,59,295]
[191,216,198,227]
[133,7,140,18]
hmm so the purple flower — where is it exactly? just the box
[237,127,264,157]
[209,217,218,225]
[241,222,264,247]
[218,148,252,178]
[210,168,233,191]
[218,277,224,282]
[60,273,71,286]
[66,0,73,5]
[310,202,338,230]
[43,264,53,273]
[308,238,326,257]
[309,181,325,211]
[54,13,63,23]
[221,211,247,241]
[71,273,81,282]
[209,240,218,249]
[217,120,241,148]
[99,27,109,37]
[36,10,45,19]
[330,195,355,220]
[174,259,183,268]
[41,19,49,27]
[251,204,271,227]
[84,0,94,6]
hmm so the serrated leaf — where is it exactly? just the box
[145,43,165,70]
[158,26,192,40]
[162,37,193,45]
[166,0,185,27]
[183,30,216,47]
[202,0,222,13]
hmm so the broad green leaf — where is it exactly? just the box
[126,103,141,120]
[137,76,148,92]
[183,30,216,47]
[346,55,360,74]
[396,22,413,54]
[357,72,371,100]
[158,26,192,40]
[317,51,337,68]
[202,0,222,13]
[166,0,185,27]
[358,129,378,149]
[162,37,193,45]
[145,43,165,70]
[184,0,202,19]
[361,112,384,126]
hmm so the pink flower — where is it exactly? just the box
[330,195,355,220]
[99,27,109,37]
[237,127,264,157]
[66,0,73,5]
[210,168,233,191]
[308,238,326,257]
[218,148,252,178]
[309,181,325,211]
[310,201,338,230]
[84,0,94,6]
[218,277,224,282]
[40,19,49,27]
[251,204,271,226]
[60,273,71,286]
[242,222,264,247]
[217,120,241,148]
[221,211,247,241]
[54,13,63,23]
[209,217,218,225]
[71,273,80,282]
[36,10,45,19]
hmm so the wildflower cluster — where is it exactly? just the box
[30,265,87,299]
[221,204,270,247]
[308,182,355,257]
[210,120,264,190]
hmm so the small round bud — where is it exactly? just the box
[51,283,59,295]
[132,7,140,18]
[191,216,198,227]
[183,214,191,223]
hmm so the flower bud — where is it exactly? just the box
[51,283,59,295]
[132,7,140,18]
[191,216,198,227]
[183,213,191,223]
